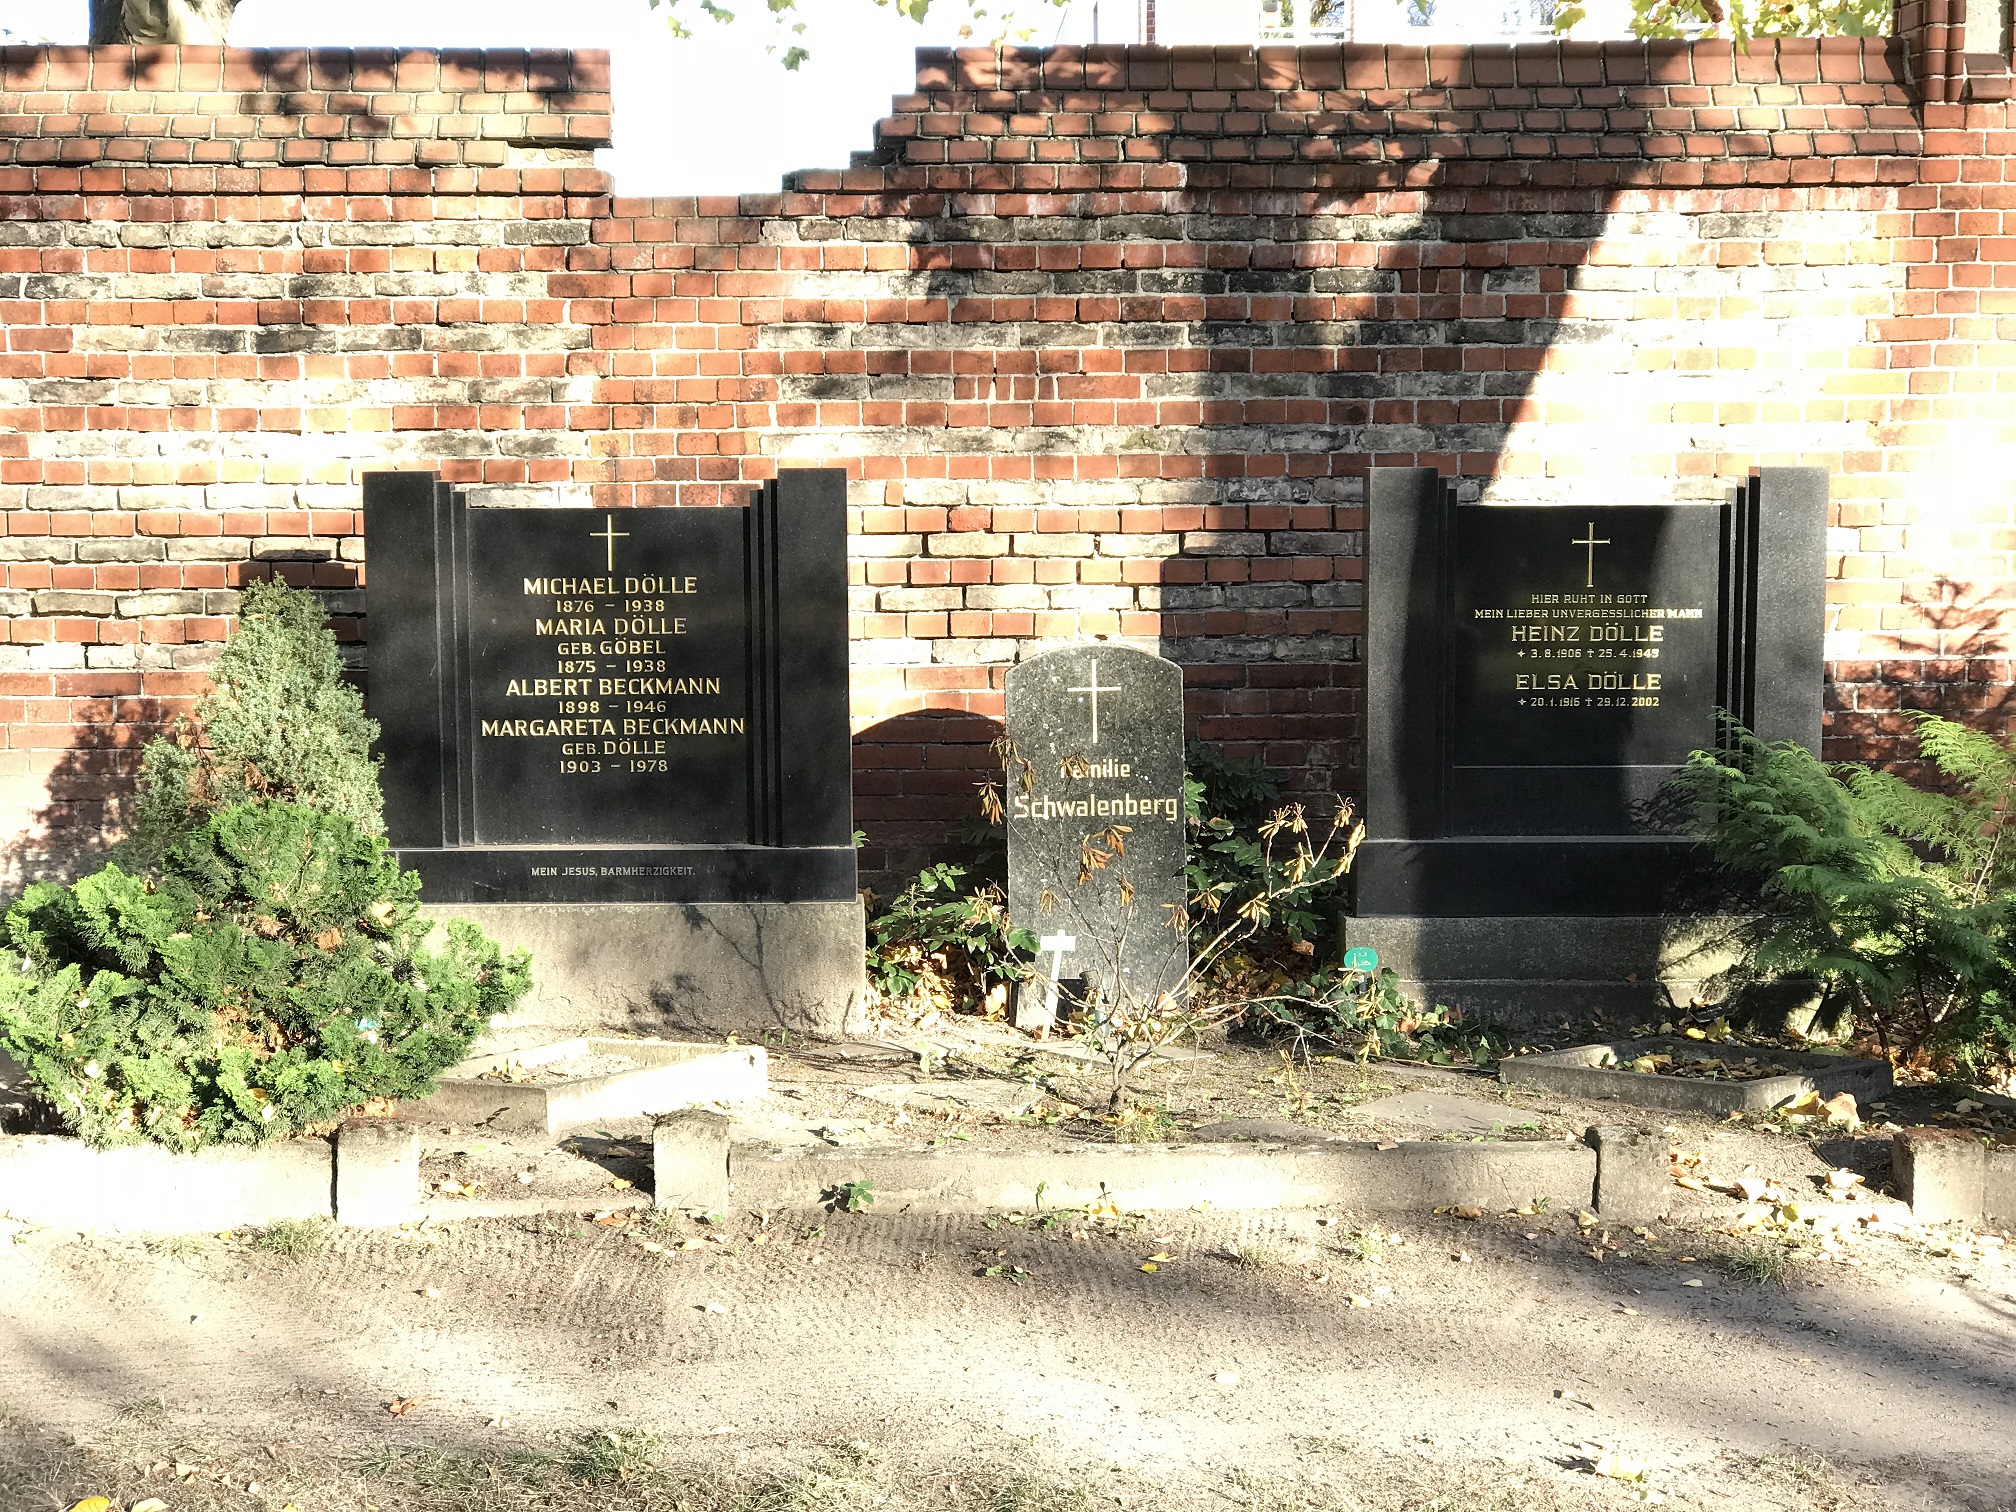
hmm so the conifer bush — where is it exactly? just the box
[129,575,384,860]
[0,578,532,1149]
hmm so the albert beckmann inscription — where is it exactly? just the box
[1450,505,1722,775]
[465,506,750,846]
[361,470,855,905]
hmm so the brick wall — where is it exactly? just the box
[0,31,2012,892]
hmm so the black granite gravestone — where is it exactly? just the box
[1004,644,1188,1023]
[1351,467,1828,1026]
[361,470,861,1035]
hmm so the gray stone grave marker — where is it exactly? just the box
[1004,644,1188,1029]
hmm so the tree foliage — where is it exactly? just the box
[130,576,384,864]
[91,0,237,44]
[1554,0,1888,40]
[1675,715,2016,1065]
[0,802,529,1151]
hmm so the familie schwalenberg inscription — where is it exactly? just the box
[1004,644,1188,1027]
[361,471,856,906]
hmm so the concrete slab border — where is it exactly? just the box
[1500,1038,1891,1116]
[397,1038,766,1134]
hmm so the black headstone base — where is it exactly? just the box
[1342,914,1749,1035]
[1352,837,1705,917]
[398,846,859,905]
[421,900,866,1039]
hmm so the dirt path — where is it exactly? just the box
[3,1194,2013,1511]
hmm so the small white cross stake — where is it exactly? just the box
[592,513,630,573]
[1067,657,1122,744]
[1034,932,1078,1028]
[1571,521,1610,589]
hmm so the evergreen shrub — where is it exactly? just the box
[0,577,532,1149]
[130,575,384,860]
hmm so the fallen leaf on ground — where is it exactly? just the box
[1450,1205,1483,1221]
[1594,1448,1649,1483]
[386,1396,420,1417]
[61,1499,112,1512]
[131,1501,168,1512]
[610,1177,635,1190]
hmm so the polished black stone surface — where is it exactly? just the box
[1447,502,1722,835]
[1005,644,1188,1010]
[1358,467,1827,916]
[362,471,856,904]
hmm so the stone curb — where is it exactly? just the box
[1,1119,1676,1233]
[655,1122,1670,1221]
[397,1040,766,1137]
[1893,1128,2016,1227]
[1500,1038,1892,1116]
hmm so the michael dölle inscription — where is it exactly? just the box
[362,471,855,904]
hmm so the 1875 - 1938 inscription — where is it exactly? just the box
[362,471,856,905]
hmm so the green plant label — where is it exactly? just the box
[1343,947,1379,972]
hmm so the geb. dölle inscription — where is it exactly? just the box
[363,470,855,904]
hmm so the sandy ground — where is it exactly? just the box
[4,1040,2014,1511]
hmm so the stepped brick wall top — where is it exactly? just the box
[0,33,2013,890]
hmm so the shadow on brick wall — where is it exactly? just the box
[1830,574,2016,771]
[854,708,1006,897]
[0,561,360,893]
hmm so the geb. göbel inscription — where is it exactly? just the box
[1450,505,1723,769]
[465,507,753,845]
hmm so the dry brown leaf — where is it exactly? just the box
[312,927,343,950]
[386,1396,420,1417]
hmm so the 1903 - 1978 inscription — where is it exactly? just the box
[462,506,752,846]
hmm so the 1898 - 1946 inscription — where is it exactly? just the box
[363,470,856,905]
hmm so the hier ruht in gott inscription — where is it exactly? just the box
[362,471,855,907]
[1359,467,1827,917]
[1004,645,1188,1024]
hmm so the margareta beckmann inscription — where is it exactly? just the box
[362,470,856,905]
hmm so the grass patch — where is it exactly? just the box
[1338,1229,1385,1264]
[141,1234,207,1261]
[1109,1103,1173,1143]
[568,1428,663,1487]
[251,1217,331,1258]
[1720,1239,1806,1288]
[0,1416,1905,1512]
[1223,1238,1308,1270]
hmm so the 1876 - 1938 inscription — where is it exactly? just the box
[362,471,856,905]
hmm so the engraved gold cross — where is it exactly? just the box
[592,513,629,572]
[1068,657,1122,745]
[1571,521,1610,589]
